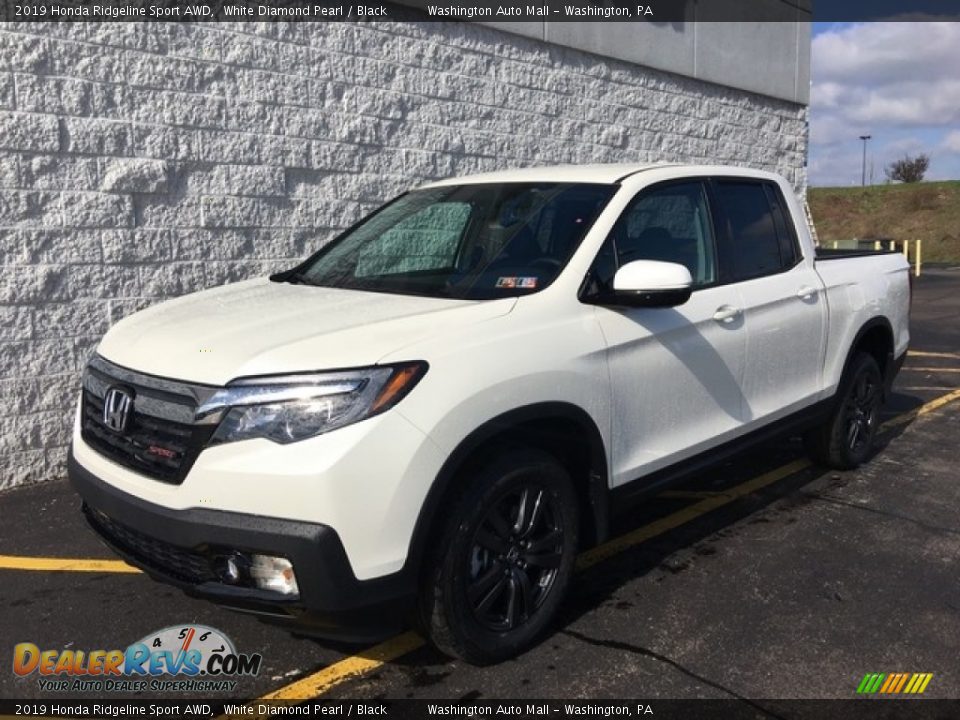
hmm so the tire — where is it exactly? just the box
[804,352,884,470]
[419,447,579,665]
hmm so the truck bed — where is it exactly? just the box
[815,248,901,261]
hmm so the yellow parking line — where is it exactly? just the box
[905,367,960,373]
[0,554,141,573]
[242,457,808,707]
[657,489,725,500]
[577,459,811,570]
[6,383,957,710]
[257,632,425,702]
[882,387,960,429]
[250,385,960,702]
[908,350,960,360]
[244,459,812,707]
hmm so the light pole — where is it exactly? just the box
[859,135,871,186]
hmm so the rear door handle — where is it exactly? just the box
[713,305,742,323]
[797,286,817,300]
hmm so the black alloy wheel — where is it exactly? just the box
[420,448,579,664]
[842,367,881,455]
[805,352,884,469]
[467,484,564,632]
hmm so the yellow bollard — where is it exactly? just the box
[903,239,910,261]
[915,239,922,277]
[874,240,881,251]
[832,240,838,249]
[889,240,895,251]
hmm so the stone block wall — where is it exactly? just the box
[0,21,808,488]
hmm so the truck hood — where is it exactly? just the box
[97,278,516,386]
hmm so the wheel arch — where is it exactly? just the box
[403,403,610,581]
[843,316,897,399]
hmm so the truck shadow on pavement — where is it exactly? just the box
[338,389,929,678]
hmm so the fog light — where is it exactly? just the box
[249,554,299,597]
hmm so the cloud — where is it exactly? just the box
[809,22,960,184]
[813,23,960,85]
[808,149,864,187]
[812,23,960,131]
[884,137,926,156]
[943,131,960,154]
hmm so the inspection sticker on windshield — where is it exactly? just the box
[496,276,537,289]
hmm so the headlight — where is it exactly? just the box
[197,362,427,445]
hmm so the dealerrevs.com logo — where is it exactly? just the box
[13,625,261,693]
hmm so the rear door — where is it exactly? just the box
[711,179,827,422]
[586,179,748,486]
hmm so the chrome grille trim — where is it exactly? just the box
[84,355,219,425]
[80,355,220,484]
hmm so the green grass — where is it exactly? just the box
[808,181,960,264]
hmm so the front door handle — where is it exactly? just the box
[797,286,817,300]
[713,305,742,323]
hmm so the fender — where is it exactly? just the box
[401,402,610,581]
[835,316,898,400]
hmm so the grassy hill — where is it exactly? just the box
[808,181,960,264]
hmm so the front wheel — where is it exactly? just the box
[804,352,884,470]
[419,448,579,664]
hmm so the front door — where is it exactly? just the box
[586,180,748,487]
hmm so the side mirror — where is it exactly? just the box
[608,260,693,308]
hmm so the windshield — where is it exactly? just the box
[289,182,616,300]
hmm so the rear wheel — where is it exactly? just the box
[420,448,578,664]
[804,352,883,469]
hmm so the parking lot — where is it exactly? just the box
[2,268,959,703]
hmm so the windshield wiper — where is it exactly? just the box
[271,269,317,286]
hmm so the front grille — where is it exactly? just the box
[85,505,216,584]
[80,357,217,485]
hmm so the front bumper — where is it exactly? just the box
[69,451,416,642]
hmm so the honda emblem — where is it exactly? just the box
[103,386,134,433]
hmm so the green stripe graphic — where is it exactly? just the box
[869,673,886,693]
[856,674,873,693]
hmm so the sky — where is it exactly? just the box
[808,22,960,187]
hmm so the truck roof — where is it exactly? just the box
[419,163,784,188]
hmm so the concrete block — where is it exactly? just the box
[20,155,100,190]
[0,111,59,152]
[62,192,134,228]
[0,152,19,186]
[33,302,108,339]
[0,72,14,110]
[0,305,32,341]
[0,190,62,226]
[21,229,103,264]
[101,158,168,194]
[62,117,132,156]
[102,229,172,263]
[0,32,51,74]
[139,261,207,297]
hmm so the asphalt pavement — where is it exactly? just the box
[1,268,958,703]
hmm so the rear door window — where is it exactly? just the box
[712,181,783,281]
[713,178,802,282]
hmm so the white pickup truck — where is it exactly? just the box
[70,164,910,663]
